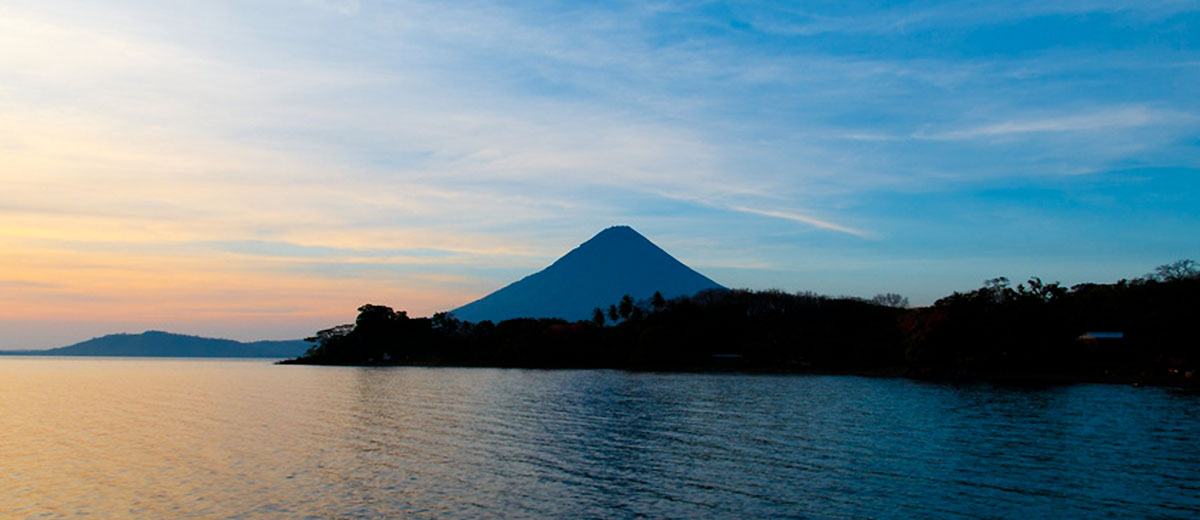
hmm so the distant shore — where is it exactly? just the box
[1,331,309,358]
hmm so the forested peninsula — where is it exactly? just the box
[281,261,1199,387]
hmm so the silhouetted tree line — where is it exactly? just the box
[902,260,1199,384]
[282,261,1200,386]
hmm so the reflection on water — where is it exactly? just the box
[2,357,1198,518]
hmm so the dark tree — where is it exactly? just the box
[592,307,606,327]
[1020,277,1066,302]
[1153,259,1199,281]
[431,311,461,332]
[607,304,620,323]
[618,294,634,320]
[356,304,399,325]
[301,323,354,358]
[871,293,908,308]
[305,323,354,344]
[651,291,666,311]
[351,304,406,362]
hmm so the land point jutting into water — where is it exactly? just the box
[284,259,1200,388]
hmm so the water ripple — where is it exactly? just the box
[2,359,1199,519]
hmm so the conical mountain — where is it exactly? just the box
[451,226,725,323]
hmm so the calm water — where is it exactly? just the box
[2,358,1198,519]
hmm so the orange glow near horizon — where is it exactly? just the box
[0,223,515,347]
[0,245,491,318]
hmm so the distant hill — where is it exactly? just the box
[11,331,310,358]
[452,225,725,323]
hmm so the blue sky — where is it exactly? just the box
[0,0,1197,347]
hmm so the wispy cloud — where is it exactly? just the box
[0,280,62,289]
[730,207,872,238]
[921,106,1193,140]
[747,1,1200,37]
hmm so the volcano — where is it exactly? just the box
[451,226,725,323]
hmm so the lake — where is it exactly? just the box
[1,357,1198,519]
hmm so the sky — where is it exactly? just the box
[2,0,1198,349]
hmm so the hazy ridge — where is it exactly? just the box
[2,330,308,358]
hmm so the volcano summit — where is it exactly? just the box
[451,226,725,323]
